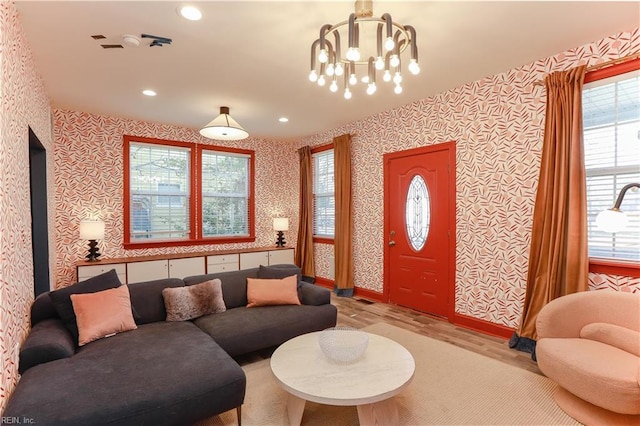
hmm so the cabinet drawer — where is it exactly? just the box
[207,262,240,274]
[207,254,239,265]
[78,263,126,283]
[240,252,269,270]
[127,260,168,284]
[268,249,295,265]
[169,257,205,279]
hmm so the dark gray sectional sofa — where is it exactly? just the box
[4,265,337,425]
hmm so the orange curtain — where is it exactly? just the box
[515,65,589,347]
[334,134,354,295]
[295,146,315,278]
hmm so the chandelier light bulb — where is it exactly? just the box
[318,49,329,63]
[390,54,400,68]
[385,37,395,52]
[346,47,361,62]
[383,70,392,82]
[375,56,384,70]
[326,63,335,76]
[344,88,352,99]
[394,84,403,94]
[408,59,420,75]
[349,74,358,86]
[309,70,318,82]
[318,75,326,86]
[361,75,369,84]
[367,83,377,95]
[334,63,344,76]
[393,72,403,85]
[330,80,338,92]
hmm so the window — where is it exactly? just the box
[312,147,335,238]
[583,61,640,263]
[201,148,251,237]
[124,136,254,248]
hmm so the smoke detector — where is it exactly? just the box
[122,34,141,47]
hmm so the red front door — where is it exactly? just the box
[384,143,455,317]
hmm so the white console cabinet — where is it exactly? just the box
[76,247,294,284]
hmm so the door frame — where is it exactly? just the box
[383,141,457,320]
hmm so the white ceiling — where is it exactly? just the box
[15,1,640,140]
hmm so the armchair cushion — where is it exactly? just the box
[580,322,640,357]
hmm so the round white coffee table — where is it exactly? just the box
[270,331,415,426]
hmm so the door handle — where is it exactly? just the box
[388,240,396,246]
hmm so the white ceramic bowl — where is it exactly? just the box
[318,326,369,363]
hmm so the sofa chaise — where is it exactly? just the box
[3,264,337,425]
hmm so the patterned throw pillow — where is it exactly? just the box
[162,279,226,322]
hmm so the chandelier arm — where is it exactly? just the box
[381,13,393,49]
[368,56,376,85]
[376,23,383,57]
[333,31,341,62]
[348,13,357,49]
[319,24,332,51]
[405,25,418,61]
[310,39,320,71]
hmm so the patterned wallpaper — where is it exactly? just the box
[53,110,299,287]
[302,29,640,327]
[0,1,54,412]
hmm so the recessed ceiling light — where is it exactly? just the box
[278,117,289,123]
[142,89,157,97]
[178,5,202,21]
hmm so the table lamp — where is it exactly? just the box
[80,219,105,262]
[273,218,289,247]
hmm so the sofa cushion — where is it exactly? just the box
[49,269,122,341]
[194,303,338,357]
[18,319,75,374]
[247,275,300,307]
[580,322,640,357]
[258,264,302,284]
[184,268,259,309]
[4,321,246,426]
[127,278,184,324]
[71,285,138,346]
[537,337,640,415]
[162,279,226,321]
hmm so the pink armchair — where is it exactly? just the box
[536,290,640,425]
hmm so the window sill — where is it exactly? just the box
[313,237,334,245]
[589,258,640,278]
[124,236,256,250]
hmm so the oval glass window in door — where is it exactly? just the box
[405,174,430,251]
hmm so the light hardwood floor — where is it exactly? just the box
[331,294,542,375]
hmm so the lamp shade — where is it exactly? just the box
[595,209,628,233]
[79,220,105,240]
[199,106,249,140]
[273,218,289,231]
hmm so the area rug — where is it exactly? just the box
[197,322,578,425]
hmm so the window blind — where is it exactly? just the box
[583,69,640,261]
[313,149,335,237]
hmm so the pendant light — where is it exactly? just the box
[199,106,249,140]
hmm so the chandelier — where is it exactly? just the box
[309,0,420,99]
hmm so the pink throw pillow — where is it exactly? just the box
[247,275,301,308]
[71,285,137,346]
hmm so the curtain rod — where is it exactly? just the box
[533,52,640,87]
